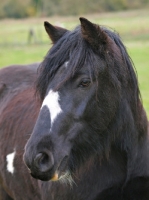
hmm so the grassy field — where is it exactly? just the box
[0,9,149,116]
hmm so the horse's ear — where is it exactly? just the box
[44,21,68,43]
[79,17,108,50]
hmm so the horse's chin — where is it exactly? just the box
[30,172,51,181]
[30,170,59,181]
[31,170,73,184]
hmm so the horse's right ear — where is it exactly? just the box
[79,17,109,51]
[44,21,68,43]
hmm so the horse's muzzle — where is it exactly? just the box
[24,149,56,181]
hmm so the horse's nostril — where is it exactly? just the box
[34,153,46,165]
[34,151,54,173]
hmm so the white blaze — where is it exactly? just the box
[65,61,69,68]
[41,90,62,129]
[6,151,16,174]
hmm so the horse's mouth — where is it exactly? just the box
[51,156,69,181]
[57,156,68,173]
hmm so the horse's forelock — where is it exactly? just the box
[36,26,99,100]
[36,24,139,105]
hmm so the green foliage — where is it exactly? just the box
[99,0,128,11]
[0,0,149,18]
[0,0,29,18]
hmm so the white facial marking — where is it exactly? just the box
[41,90,62,129]
[6,151,16,174]
[65,61,69,68]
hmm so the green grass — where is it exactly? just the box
[0,44,48,66]
[0,9,149,117]
[126,41,149,114]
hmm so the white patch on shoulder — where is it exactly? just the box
[41,90,62,129]
[6,151,16,174]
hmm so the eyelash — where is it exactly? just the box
[79,79,91,88]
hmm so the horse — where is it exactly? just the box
[23,18,149,199]
[0,17,149,200]
[0,63,42,199]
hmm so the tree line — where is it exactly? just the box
[0,0,149,19]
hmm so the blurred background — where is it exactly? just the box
[0,0,149,116]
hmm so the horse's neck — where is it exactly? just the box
[74,148,127,190]
[125,105,149,179]
[109,99,149,178]
[126,125,149,179]
[72,129,149,198]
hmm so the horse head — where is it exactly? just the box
[23,18,147,186]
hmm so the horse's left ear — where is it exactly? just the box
[79,17,108,51]
[44,21,68,43]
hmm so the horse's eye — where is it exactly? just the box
[79,79,91,88]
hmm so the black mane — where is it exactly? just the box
[36,25,140,104]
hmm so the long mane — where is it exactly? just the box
[36,24,146,142]
[36,25,140,103]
